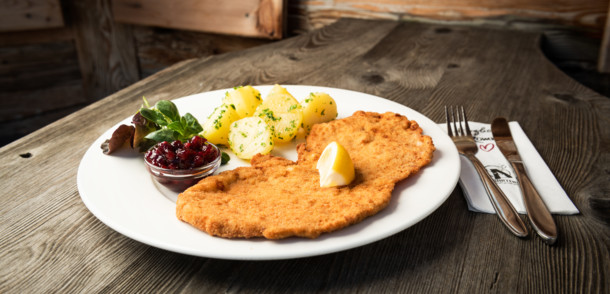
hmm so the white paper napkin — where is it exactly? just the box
[439,121,579,214]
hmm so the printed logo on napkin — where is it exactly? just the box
[454,122,527,213]
[471,127,519,186]
[465,125,525,210]
[439,121,578,214]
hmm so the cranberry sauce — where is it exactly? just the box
[145,136,219,170]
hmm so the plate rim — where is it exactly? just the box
[77,85,460,260]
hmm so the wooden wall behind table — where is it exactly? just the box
[0,0,73,146]
[0,0,65,32]
[110,0,284,77]
[133,27,270,78]
[1,0,609,147]
[112,0,285,39]
[0,0,275,147]
[288,0,608,33]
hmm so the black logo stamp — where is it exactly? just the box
[486,165,518,185]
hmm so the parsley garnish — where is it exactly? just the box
[260,108,281,121]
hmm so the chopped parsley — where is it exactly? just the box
[260,108,281,121]
[213,108,226,130]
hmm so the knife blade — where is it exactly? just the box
[491,117,557,245]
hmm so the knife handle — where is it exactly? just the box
[466,154,529,238]
[510,162,558,245]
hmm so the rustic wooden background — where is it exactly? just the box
[1,18,608,293]
[1,0,609,147]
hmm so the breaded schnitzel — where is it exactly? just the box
[176,111,435,239]
[297,111,435,184]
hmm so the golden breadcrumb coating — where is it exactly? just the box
[176,111,435,239]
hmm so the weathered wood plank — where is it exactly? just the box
[0,0,64,32]
[0,82,86,122]
[0,40,85,146]
[132,26,271,77]
[289,0,608,33]
[0,97,84,146]
[0,41,81,92]
[598,3,610,72]
[112,0,285,39]
[0,27,73,46]
[65,0,140,101]
[0,19,608,293]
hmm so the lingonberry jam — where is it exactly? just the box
[145,136,218,170]
[144,136,221,192]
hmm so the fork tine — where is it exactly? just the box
[444,106,453,136]
[455,106,466,136]
[461,106,472,136]
[451,106,460,136]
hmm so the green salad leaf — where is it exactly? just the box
[103,97,230,165]
[221,152,230,165]
[140,99,203,142]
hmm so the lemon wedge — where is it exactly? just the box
[316,141,355,187]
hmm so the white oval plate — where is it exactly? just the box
[77,85,460,260]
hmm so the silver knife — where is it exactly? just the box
[491,118,557,245]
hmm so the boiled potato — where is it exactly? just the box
[300,92,338,135]
[267,84,296,99]
[201,103,239,146]
[228,117,274,160]
[222,85,262,118]
[254,93,303,143]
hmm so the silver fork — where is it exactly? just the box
[446,106,528,237]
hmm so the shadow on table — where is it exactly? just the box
[140,191,480,292]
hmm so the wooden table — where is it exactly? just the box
[1,18,608,293]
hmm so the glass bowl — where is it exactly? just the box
[144,142,221,193]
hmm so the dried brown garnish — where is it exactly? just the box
[131,112,158,152]
[101,124,135,154]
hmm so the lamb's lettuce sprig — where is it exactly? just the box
[139,98,203,143]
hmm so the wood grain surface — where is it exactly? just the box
[0,0,64,32]
[0,18,608,293]
[132,26,271,78]
[112,0,285,39]
[0,39,85,147]
[288,0,608,34]
[66,0,140,101]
